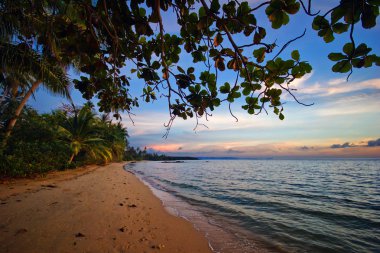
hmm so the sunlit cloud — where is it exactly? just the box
[289,72,314,89]
[295,78,380,97]
[327,78,347,86]
[330,142,356,149]
[152,139,380,158]
[330,138,380,149]
[314,92,379,116]
[149,143,184,152]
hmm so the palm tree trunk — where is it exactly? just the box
[68,153,75,164]
[2,80,41,147]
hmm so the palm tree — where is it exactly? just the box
[0,42,71,144]
[96,113,128,161]
[57,107,112,164]
[0,1,74,145]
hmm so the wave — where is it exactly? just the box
[125,160,380,253]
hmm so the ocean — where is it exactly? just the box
[125,159,380,253]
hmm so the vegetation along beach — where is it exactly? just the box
[1,0,379,252]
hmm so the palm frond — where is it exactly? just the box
[0,41,71,98]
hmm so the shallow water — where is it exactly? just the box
[126,159,380,253]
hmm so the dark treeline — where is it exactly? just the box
[0,103,194,178]
[124,146,198,161]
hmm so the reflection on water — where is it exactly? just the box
[126,159,380,253]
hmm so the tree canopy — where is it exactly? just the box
[0,103,129,177]
[1,0,379,136]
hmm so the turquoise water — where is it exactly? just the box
[126,159,380,253]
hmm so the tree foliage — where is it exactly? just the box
[0,0,379,135]
[56,105,114,164]
[0,104,128,178]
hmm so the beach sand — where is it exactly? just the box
[0,162,212,253]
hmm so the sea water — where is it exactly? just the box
[125,159,380,253]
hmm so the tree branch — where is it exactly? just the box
[249,1,270,12]
[299,0,320,16]
[272,29,306,60]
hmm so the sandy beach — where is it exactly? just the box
[0,163,212,253]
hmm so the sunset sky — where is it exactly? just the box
[29,1,380,158]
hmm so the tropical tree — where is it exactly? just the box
[0,0,72,144]
[57,106,112,164]
[0,43,71,143]
[1,103,130,177]
[1,0,379,136]
[97,113,129,161]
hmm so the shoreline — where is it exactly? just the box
[127,161,277,253]
[0,162,212,253]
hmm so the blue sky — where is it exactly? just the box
[29,0,380,158]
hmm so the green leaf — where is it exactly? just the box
[242,87,251,96]
[139,8,146,17]
[331,7,345,24]
[351,58,365,68]
[244,26,255,36]
[247,108,255,114]
[211,0,221,12]
[285,2,300,14]
[332,23,349,34]
[177,66,185,73]
[213,98,221,107]
[343,43,354,55]
[152,61,160,69]
[188,13,198,23]
[323,29,334,43]
[233,92,241,98]
[220,82,231,93]
[254,27,266,44]
[312,15,329,30]
[328,53,346,61]
[332,60,351,73]
[361,6,377,28]
[291,50,300,61]
[253,47,266,63]
[187,67,195,74]
[191,51,205,62]
[354,43,372,57]
[199,7,206,18]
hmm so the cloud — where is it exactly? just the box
[294,78,380,97]
[148,143,184,152]
[330,142,355,149]
[177,147,183,150]
[299,146,314,150]
[314,92,380,117]
[330,137,380,149]
[368,138,380,147]
[226,148,244,154]
[290,72,313,89]
[327,78,347,86]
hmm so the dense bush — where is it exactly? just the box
[0,105,128,178]
[0,142,72,177]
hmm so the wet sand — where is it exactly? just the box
[0,162,212,253]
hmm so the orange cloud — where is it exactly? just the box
[150,140,380,158]
[148,143,183,152]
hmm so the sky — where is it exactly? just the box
[29,0,380,158]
